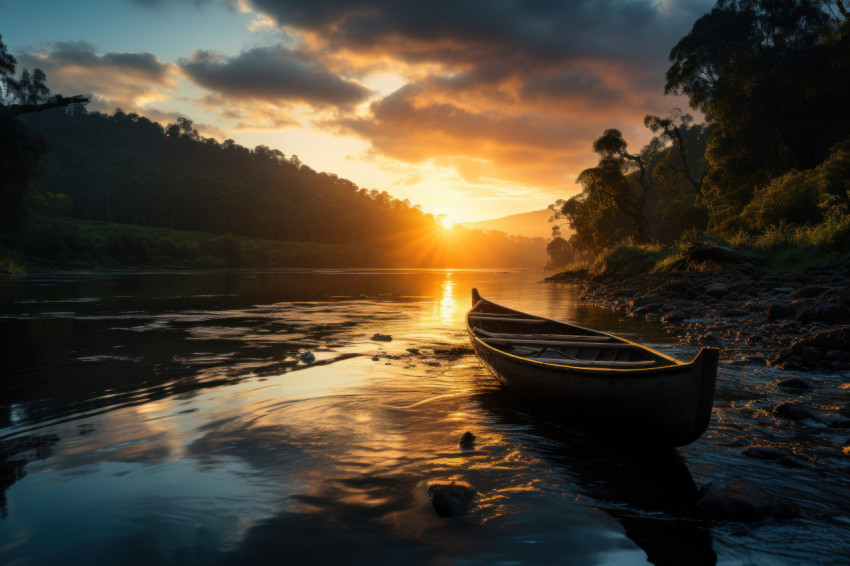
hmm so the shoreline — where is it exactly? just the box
[545,263,850,374]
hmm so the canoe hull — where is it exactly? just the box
[467,292,718,447]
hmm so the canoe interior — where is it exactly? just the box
[469,297,677,369]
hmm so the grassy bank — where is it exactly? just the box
[551,215,850,280]
[1,215,389,273]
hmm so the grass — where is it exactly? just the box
[551,215,850,279]
[1,215,390,272]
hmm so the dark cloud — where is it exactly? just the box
[20,41,170,80]
[250,0,714,68]
[179,46,372,107]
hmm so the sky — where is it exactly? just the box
[1,0,714,223]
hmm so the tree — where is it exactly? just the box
[644,109,704,196]
[0,34,88,115]
[575,129,654,243]
[665,0,850,214]
[546,235,575,269]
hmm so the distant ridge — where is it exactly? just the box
[459,209,567,239]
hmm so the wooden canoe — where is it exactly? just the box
[466,288,718,447]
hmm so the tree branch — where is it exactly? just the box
[12,95,88,115]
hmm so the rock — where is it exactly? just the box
[698,481,797,522]
[775,377,812,390]
[794,302,850,324]
[406,347,420,355]
[704,283,730,298]
[773,401,823,422]
[743,446,791,460]
[459,431,476,448]
[766,302,794,321]
[297,351,315,363]
[428,482,477,517]
[629,293,666,309]
[661,310,687,324]
[371,333,393,342]
[790,285,829,299]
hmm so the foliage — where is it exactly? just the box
[551,119,708,256]
[666,0,850,217]
[741,140,850,231]
[0,107,45,235]
[9,108,546,268]
[545,236,575,269]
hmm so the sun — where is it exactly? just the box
[437,214,457,229]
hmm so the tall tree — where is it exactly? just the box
[665,0,850,212]
[575,129,654,243]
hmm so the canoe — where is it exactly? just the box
[466,289,718,447]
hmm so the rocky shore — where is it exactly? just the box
[545,262,850,373]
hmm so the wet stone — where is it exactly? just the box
[773,401,823,422]
[459,431,476,448]
[743,446,790,461]
[428,482,477,517]
[775,377,812,390]
[698,481,798,522]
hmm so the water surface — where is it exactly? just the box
[1,269,848,564]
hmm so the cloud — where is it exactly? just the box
[179,45,372,107]
[14,41,177,114]
[332,83,600,189]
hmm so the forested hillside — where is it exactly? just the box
[9,108,546,268]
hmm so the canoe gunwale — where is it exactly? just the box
[467,298,692,375]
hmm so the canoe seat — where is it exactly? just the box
[474,329,615,342]
[469,315,547,324]
[483,337,636,349]
[531,358,658,368]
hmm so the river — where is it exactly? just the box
[1,269,848,565]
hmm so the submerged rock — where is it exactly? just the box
[698,481,797,522]
[459,431,476,448]
[297,351,315,363]
[371,333,393,342]
[428,482,477,517]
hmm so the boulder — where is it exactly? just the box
[459,431,476,448]
[428,482,477,517]
[775,377,812,390]
[766,302,794,321]
[773,401,823,422]
[698,481,797,522]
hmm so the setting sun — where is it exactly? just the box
[438,215,457,229]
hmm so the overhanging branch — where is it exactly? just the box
[12,95,88,115]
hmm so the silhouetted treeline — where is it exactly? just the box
[14,108,544,267]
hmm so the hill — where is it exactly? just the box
[459,209,567,239]
[8,108,547,269]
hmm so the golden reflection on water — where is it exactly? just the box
[440,273,457,324]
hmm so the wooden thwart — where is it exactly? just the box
[531,358,658,368]
[468,315,547,324]
[475,329,614,342]
[483,337,636,349]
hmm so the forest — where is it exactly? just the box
[549,0,850,271]
[0,40,545,270]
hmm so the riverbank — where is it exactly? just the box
[545,260,850,374]
[0,215,392,274]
